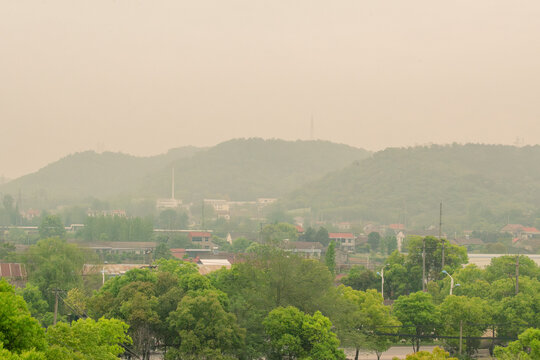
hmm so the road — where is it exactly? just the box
[343,346,436,360]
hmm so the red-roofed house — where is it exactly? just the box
[501,224,540,240]
[188,231,212,249]
[0,263,27,287]
[388,224,405,231]
[329,233,355,251]
[170,249,187,260]
[522,227,540,238]
[295,225,305,234]
[500,224,525,236]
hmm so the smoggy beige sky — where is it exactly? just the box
[1,0,540,178]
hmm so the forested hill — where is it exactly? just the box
[1,139,370,204]
[141,138,371,200]
[282,144,540,230]
[0,146,201,201]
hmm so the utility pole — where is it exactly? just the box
[459,320,463,355]
[52,288,60,325]
[515,254,520,295]
[440,202,444,270]
[381,268,384,301]
[422,237,426,292]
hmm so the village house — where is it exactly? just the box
[285,241,323,259]
[188,231,213,249]
[328,232,356,251]
[0,263,27,287]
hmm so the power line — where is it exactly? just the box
[56,291,142,360]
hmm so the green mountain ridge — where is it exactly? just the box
[141,138,371,200]
[0,139,370,206]
[0,146,202,203]
[282,144,540,230]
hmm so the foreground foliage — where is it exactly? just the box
[494,328,540,359]
[0,279,131,359]
[263,306,345,360]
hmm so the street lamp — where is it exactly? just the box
[442,270,460,295]
[377,264,390,301]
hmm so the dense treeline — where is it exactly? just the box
[283,144,540,230]
[4,231,540,359]
[79,215,154,242]
[342,252,540,357]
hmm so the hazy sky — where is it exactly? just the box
[2,0,540,178]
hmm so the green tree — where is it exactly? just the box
[448,264,491,299]
[484,255,539,283]
[315,227,330,246]
[0,346,46,360]
[301,227,317,242]
[154,243,172,260]
[156,209,188,230]
[368,232,381,252]
[341,266,378,292]
[494,327,540,360]
[263,306,346,360]
[493,291,540,339]
[326,240,336,275]
[16,283,50,323]
[167,289,245,360]
[210,247,334,358]
[261,223,298,246]
[88,261,202,359]
[38,215,66,239]
[0,279,47,353]
[46,317,132,360]
[438,295,492,356]
[231,237,253,253]
[0,242,16,261]
[384,251,422,298]
[391,347,458,360]
[25,238,88,309]
[334,286,400,360]
[407,237,467,283]
[381,235,398,255]
[393,291,440,352]
[2,194,19,226]
[64,288,87,318]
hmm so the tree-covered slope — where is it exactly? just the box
[0,146,201,201]
[1,139,370,204]
[142,138,371,200]
[282,144,540,230]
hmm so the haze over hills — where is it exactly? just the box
[0,146,202,203]
[0,139,370,205]
[282,144,540,231]
[142,139,371,201]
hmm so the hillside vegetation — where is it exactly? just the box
[283,144,540,230]
[1,139,369,205]
[0,147,201,205]
[143,138,370,201]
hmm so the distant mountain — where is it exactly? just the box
[282,144,540,230]
[0,146,202,202]
[0,139,370,205]
[141,138,371,200]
